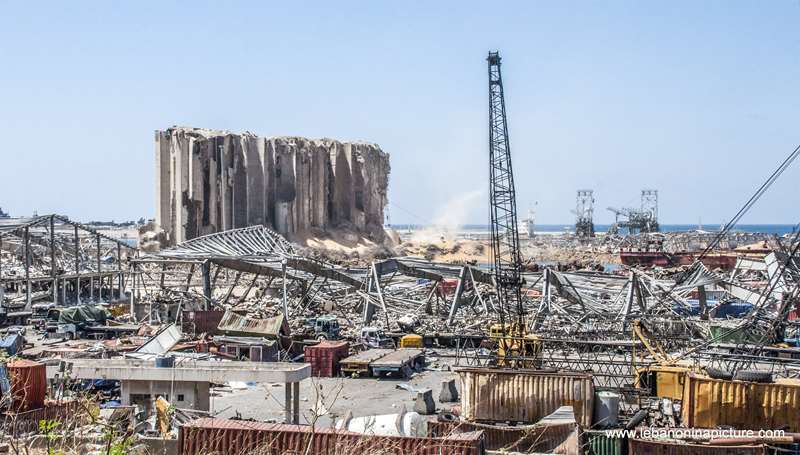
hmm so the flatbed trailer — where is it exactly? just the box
[339,349,393,376]
[369,348,425,378]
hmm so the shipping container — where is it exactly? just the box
[6,359,46,412]
[628,437,766,454]
[791,300,800,321]
[681,373,800,432]
[429,418,577,453]
[304,341,350,377]
[0,400,87,437]
[215,336,279,362]
[583,429,627,455]
[182,310,225,335]
[456,367,594,427]
[179,417,485,455]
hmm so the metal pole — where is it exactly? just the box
[130,263,136,320]
[50,216,57,303]
[117,243,122,301]
[24,227,31,310]
[0,235,4,306]
[282,259,288,322]
[202,261,211,311]
[74,225,80,304]
[96,233,101,301]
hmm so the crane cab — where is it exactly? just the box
[635,364,696,400]
[489,323,542,368]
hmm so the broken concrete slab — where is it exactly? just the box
[438,378,459,403]
[413,388,435,415]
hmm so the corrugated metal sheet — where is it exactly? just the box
[456,367,594,427]
[305,341,349,377]
[7,359,46,412]
[179,417,485,455]
[628,437,766,454]
[681,373,800,432]
[217,310,288,338]
[583,429,626,455]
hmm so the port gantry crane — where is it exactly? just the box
[486,51,539,366]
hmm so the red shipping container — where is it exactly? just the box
[179,417,485,455]
[304,341,349,377]
[7,359,46,412]
[789,300,800,321]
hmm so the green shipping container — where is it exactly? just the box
[709,324,760,344]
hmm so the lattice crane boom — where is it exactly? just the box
[487,51,524,328]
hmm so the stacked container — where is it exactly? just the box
[7,359,46,412]
[304,341,349,377]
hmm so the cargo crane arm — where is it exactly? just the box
[487,51,524,328]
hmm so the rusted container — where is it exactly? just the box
[304,341,349,377]
[179,418,485,455]
[628,437,766,454]
[182,310,224,335]
[456,367,594,427]
[6,359,46,412]
[1,400,87,437]
[428,419,576,453]
[681,373,800,432]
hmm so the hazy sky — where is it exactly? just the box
[1,1,799,225]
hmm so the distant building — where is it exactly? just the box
[0,207,9,218]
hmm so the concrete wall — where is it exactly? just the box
[155,127,390,245]
[121,379,210,414]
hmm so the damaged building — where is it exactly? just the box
[155,126,390,245]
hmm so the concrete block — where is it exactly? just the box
[439,379,459,403]
[413,389,435,415]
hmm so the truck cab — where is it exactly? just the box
[311,315,341,340]
[361,327,394,348]
[305,314,340,340]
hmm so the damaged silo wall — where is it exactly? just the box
[155,126,390,245]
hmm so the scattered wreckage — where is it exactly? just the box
[1,220,799,454]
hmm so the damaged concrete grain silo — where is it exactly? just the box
[154,127,390,246]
